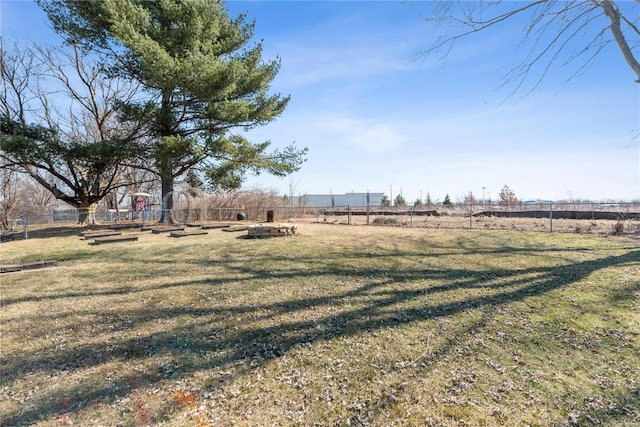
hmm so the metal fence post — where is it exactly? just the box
[366,203,370,225]
[410,205,414,228]
[23,214,28,240]
[469,204,472,229]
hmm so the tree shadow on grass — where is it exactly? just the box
[4,225,85,240]
[0,242,594,307]
[2,244,638,425]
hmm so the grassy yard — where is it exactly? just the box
[1,224,638,426]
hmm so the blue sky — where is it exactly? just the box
[2,0,639,202]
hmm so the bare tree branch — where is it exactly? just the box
[415,0,640,90]
[598,0,640,82]
[1,41,147,224]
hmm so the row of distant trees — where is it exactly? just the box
[379,185,519,207]
[1,0,307,226]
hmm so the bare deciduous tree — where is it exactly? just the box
[0,166,19,230]
[498,185,518,207]
[417,1,640,91]
[0,168,59,230]
[1,40,145,224]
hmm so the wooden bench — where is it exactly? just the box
[22,260,58,270]
[1,260,58,273]
[93,235,139,244]
[1,264,23,273]
[151,227,184,234]
[170,230,208,238]
[82,231,122,239]
[201,223,236,229]
[108,223,142,230]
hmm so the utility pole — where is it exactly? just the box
[289,183,293,207]
[390,185,393,206]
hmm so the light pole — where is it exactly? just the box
[389,185,393,206]
[420,189,423,202]
[482,186,486,205]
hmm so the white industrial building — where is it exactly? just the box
[292,192,385,208]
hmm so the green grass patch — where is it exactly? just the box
[1,224,638,426]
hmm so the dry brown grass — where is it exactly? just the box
[1,223,639,426]
[311,212,640,237]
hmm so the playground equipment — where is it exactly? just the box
[237,205,247,220]
[132,192,152,226]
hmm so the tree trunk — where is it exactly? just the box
[160,174,175,223]
[599,0,640,83]
[78,202,98,226]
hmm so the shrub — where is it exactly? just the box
[613,221,624,235]
[372,217,398,225]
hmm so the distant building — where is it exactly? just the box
[292,192,385,208]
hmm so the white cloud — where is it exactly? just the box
[274,44,412,88]
[261,7,425,89]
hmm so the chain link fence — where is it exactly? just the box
[319,202,640,235]
[5,201,640,239]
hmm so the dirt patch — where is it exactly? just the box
[292,213,640,236]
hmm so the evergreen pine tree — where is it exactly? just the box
[40,0,307,222]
